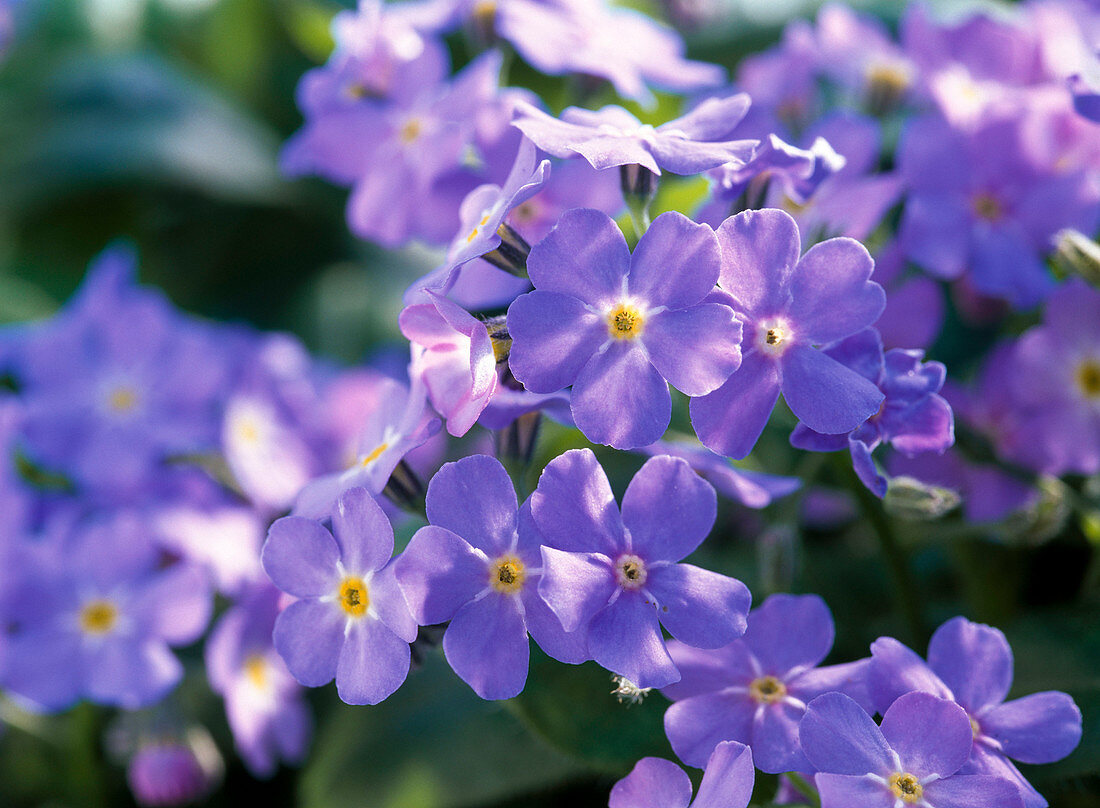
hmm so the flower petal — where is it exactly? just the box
[443,594,530,700]
[786,238,884,345]
[335,618,410,705]
[663,691,755,768]
[609,757,692,808]
[507,291,603,393]
[572,343,671,449]
[332,487,395,574]
[272,599,344,688]
[981,691,1082,765]
[262,517,340,598]
[629,212,722,310]
[531,448,624,555]
[921,775,1025,808]
[588,592,679,690]
[644,305,742,397]
[744,594,834,676]
[537,547,615,634]
[526,207,632,301]
[781,344,884,435]
[621,455,717,562]
[648,564,750,649]
[691,350,782,459]
[395,526,487,625]
[869,636,953,714]
[424,455,519,555]
[814,773,891,808]
[692,741,755,808]
[714,209,800,317]
[750,699,812,775]
[879,691,973,778]
[799,692,893,776]
[926,617,1013,714]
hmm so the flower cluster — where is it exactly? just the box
[1,0,1096,805]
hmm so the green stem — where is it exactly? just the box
[68,703,108,808]
[841,458,928,647]
[785,772,821,807]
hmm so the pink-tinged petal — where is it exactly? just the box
[921,775,1024,808]
[521,581,589,664]
[744,594,834,676]
[629,212,722,310]
[531,448,625,555]
[332,487,395,574]
[139,565,212,645]
[692,741,754,808]
[588,593,679,690]
[869,637,952,714]
[262,517,340,598]
[750,699,812,774]
[648,564,750,649]
[424,455,518,555]
[394,526,486,626]
[644,305,743,396]
[799,692,894,776]
[781,345,884,435]
[621,455,717,562]
[335,618,410,705]
[609,757,692,808]
[690,351,782,459]
[814,773,890,808]
[926,617,1012,714]
[663,640,757,701]
[714,209,800,317]
[786,238,884,345]
[87,639,182,709]
[272,599,344,688]
[537,547,615,633]
[443,593,529,700]
[981,691,1082,764]
[572,343,671,450]
[526,208,632,301]
[369,563,418,644]
[879,692,972,778]
[507,291,603,393]
[664,691,755,768]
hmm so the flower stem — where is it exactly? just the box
[785,772,821,807]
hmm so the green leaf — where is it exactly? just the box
[298,651,585,808]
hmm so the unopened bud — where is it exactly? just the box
[620,164,660,236]
[883,476,960,520]
[127,729,222,807]
[1052,229,1100,287]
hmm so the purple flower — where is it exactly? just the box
[400,293,500,438]
[662,594,871,773]
[3,513,212,711]
[870,617,1082,808]
[495,0,725,107]
[639,440,801,509]
[1069,71,1100,122]
[205,584,311,778]
[690,208,885,459]
[394,455,587,699]
[292,373,439,520]
[533,449,751,689]
[897,112,1099,308]
[610,741,755,808]
[262,487,417,705]
[512,96,755,176]
[1008,279,1100,475]
[791,329,954,497]
[800,691,1025,808]
[507,209,742,449]
[127,737,219,808]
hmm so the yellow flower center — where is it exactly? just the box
[338,577,369,617]
[749,675,787,704]
[490,555,525,594]
[107,386,138,413]
[244,654,269,690]
[607,304,644,340]
[466,214,491,244]
[972,193,1003,222]
[757,318,792,356]
[969,716,982,738]
[236,418,260,444]
[1076,359,1100,400]
[615,554,647,590]
[360,443,389,467]
[888,772,924,803]
[80,599,118,635]
[400,119,422,144]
